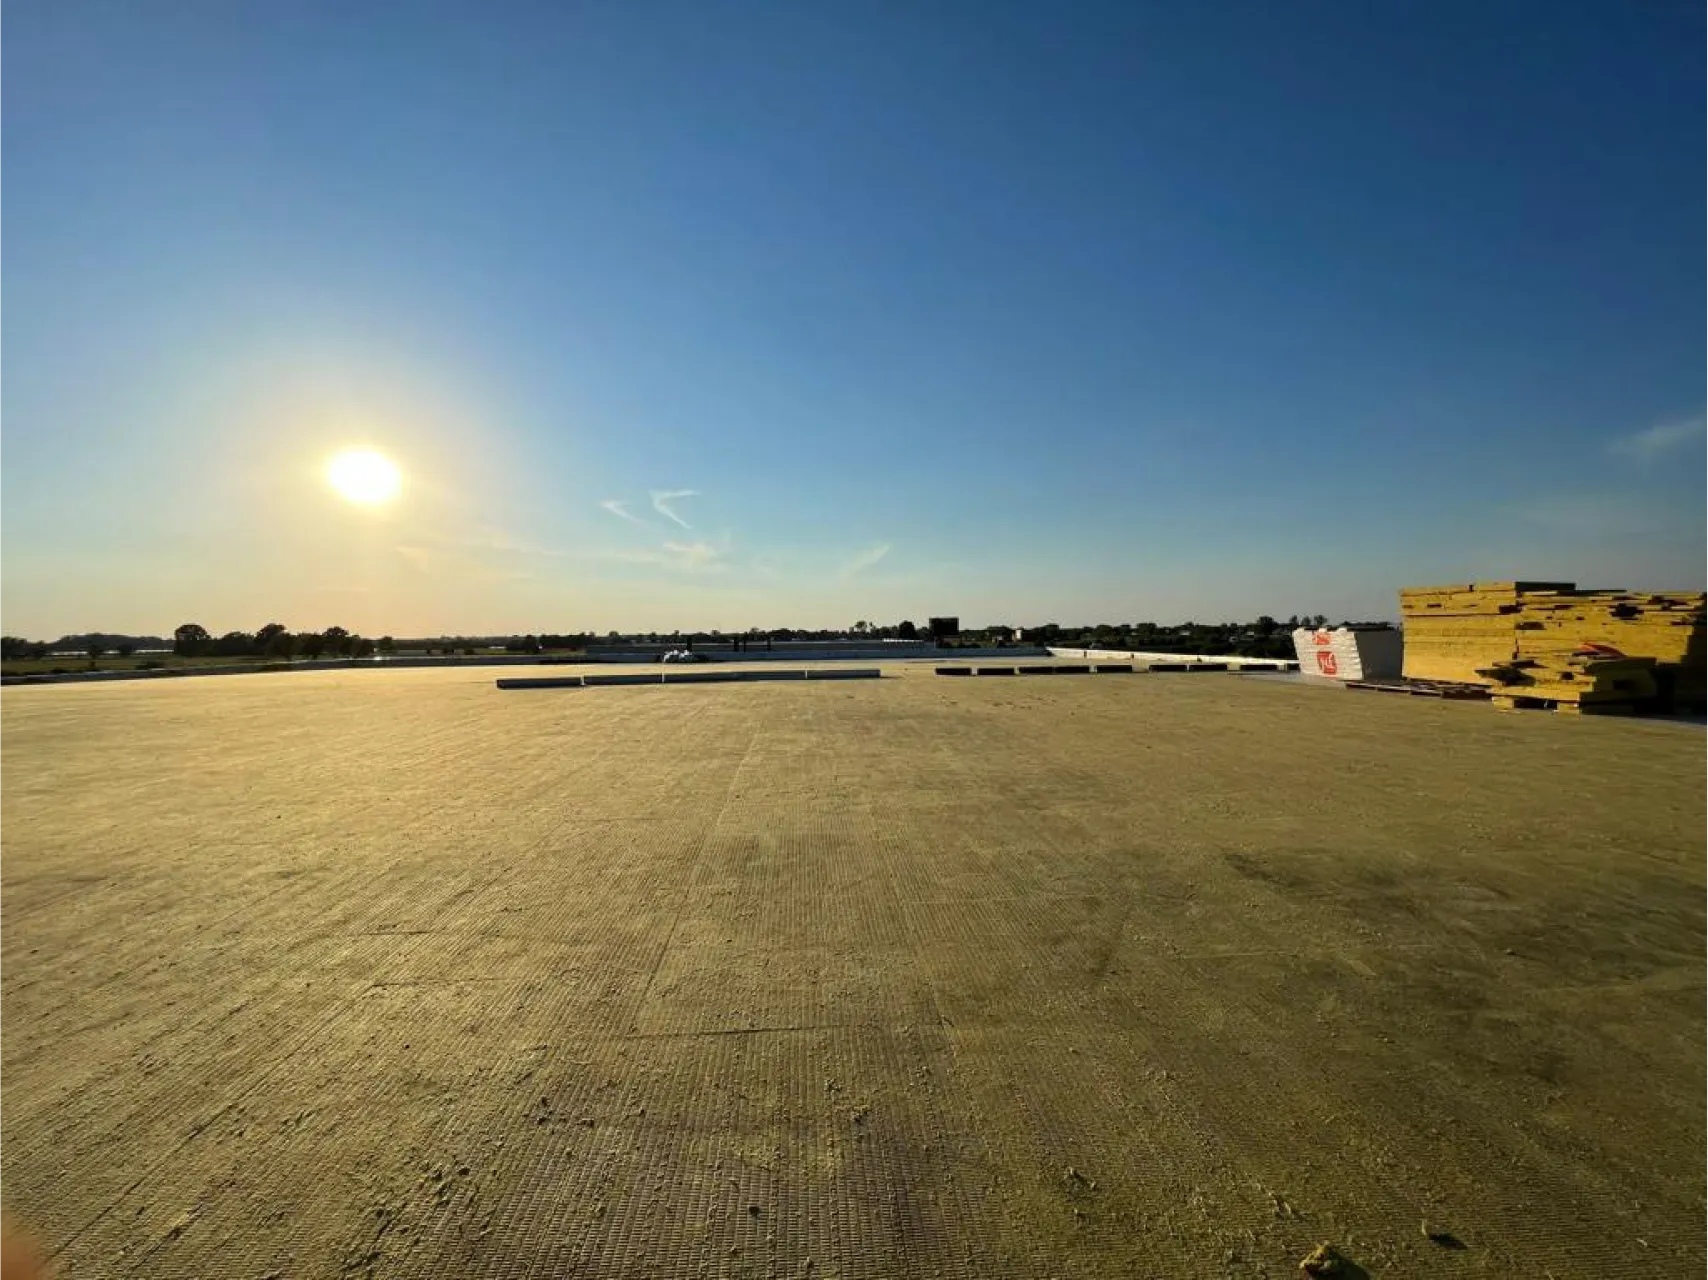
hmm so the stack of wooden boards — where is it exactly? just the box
[1400,582,1568,685]
[1480,651,1661,715]
[1400,581,1706,711]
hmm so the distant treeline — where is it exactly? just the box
[157,625,591,661]
[988,616,1381,659]
[3,615,1389,665]
[164,623,393,660]
[477,618,1384,655]
[1,633,167,660]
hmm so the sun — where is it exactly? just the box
[326,449,402,505]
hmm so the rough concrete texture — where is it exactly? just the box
[2,664,1703,1278]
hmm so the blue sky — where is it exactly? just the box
[4,0,1703,637]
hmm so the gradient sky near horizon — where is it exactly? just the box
[5,0,1704,639]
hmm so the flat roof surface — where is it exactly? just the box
[3,665,1703,1277]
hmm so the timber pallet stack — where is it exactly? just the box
[1399,582,1568,685]
[1400,581,1705,711]
[1479,652,1660,715]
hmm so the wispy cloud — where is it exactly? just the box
[841,542,892,580]
[650,489,699,529]
[664,540,722,570]
[393,539,542,582]
[395,513,579,569]
[1512,494,1664,539]
[605,540,727,573]
[599,499,644,524]
[1608,413,1705,462]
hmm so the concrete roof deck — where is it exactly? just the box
[3,664,1703,1277]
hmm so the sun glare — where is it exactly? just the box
[327,449,402,505]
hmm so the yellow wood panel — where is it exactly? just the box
[1401,654,1497,685]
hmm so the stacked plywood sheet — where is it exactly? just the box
[1399,583,1551,684]
[1478,652,1660,714]
[1292,627,1403,680]
[1511,592,1704,664]
[1400,582,1706,704]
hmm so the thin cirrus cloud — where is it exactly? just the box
[604,540,726,572]
[1607,412,1705,462]
[650,489,699,529]
[599,499,645,524]
[663,540,722,570]
[392,503,585,575]
[841,542,891,579]
[594,490,721,574]
[1511,494,1664,539]
[599,491,701,529]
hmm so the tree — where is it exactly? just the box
[174,623,211,657]
[214,630,255,657]
[298,632,327,661]
[351,637,376,659]
[897,619,918,640]
[1,636,34,661]
[322,626,351,656]
[256,622,288,650]
[377,636,395,653]
[116,642,136,658]
[85,640,106,663]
